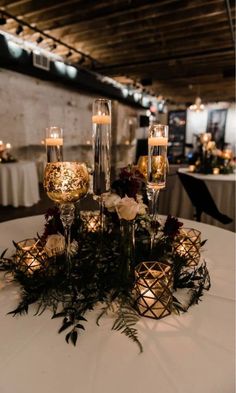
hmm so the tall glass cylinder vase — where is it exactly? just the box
[120,219,135,284]
[147,124,168,252]
[45,126,63,163]
[92,99,111,231]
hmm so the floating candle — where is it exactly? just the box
[45,138,63,146]
[92,114,111,125]
[148,137,168,146]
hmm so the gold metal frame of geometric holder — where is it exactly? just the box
[134,261,173,320]
[173,228,201,267]
[80,210,103,233]
[14,238,47,275]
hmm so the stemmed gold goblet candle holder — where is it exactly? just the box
[137,155,148,178]
[44,162,89,271]
[134,261,173,319]
[174,228,201,267]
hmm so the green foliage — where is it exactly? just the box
[0,215,211,353]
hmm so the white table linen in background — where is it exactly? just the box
[0,161,40,207]
[159,166,235,232]
[0,215,234,393]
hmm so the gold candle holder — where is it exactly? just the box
[14,238,46,274]
[174,228,201,267]
[80,210,103,232]
[134,261,173,319]
[137,155,148,178]
[44,162,89,204]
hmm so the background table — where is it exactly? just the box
[159,166,235,232]
[0,161,40,207]
[0,215,234,393]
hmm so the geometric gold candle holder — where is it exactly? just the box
[80,210,103,232]
[14,238,46,274]
[174,228,201,267]
[134,261,173,319]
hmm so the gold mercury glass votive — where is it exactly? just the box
[14,239,46,274]
[174,228,201,267]
[134,261,173,319]
[80,210,103,232]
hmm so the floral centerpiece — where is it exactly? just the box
[0,165,210,352]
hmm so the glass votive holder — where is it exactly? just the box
[14,238,46,274]
[80,210,103,232]
[174,228,201,267]
[188,165,196,173]
[213,167,220,175]
[134,261,173,319]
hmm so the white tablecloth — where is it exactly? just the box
[159,166,235,232]
[0,215,234,393]
[0,161,40,207]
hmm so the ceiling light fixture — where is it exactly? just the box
[0,9,100,67]
[189,96,205,112]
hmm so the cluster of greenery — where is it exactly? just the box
[0,213,211,353]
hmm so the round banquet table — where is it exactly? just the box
[0,215,235,393]
[0,161,40,207]
[160,167,235,232]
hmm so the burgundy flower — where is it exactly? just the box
[163,215,183,238]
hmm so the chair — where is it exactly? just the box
[177,172,233,224]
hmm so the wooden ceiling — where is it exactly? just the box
[0,0,235,103]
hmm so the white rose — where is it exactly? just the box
[45,234,65,257]
[138,202,148,215]
[116,196,139,221]
[103,192,121,212]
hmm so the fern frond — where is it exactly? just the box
[112,301,142,353]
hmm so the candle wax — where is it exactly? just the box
[45,138,63,146]
[148,137,168,146]
[92,115,111,125]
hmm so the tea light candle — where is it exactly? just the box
[92,112,111,124]
[6,143,11,149]
[188,165,196,173]
[15,239,44,274]
[135,262,173,319]
[213,167,220,175]
[148,137,168,146]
